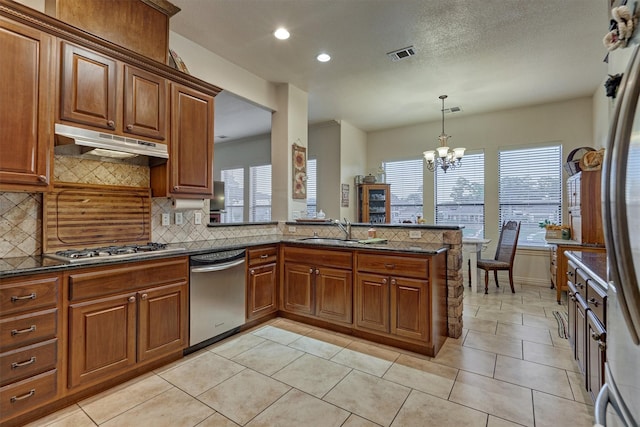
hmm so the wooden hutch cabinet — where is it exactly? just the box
[357,184,391,224]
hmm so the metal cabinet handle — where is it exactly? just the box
[315,269,320,275]
[11,357,36,369]
[11,325,36,336]
[382,278,387,284]
[10,389,35,403]
[391,279,396,285]
[309,268,314,273]
[11,293,36,302]
[173,186,180,191]
[141,293,148,300]
[38,175,48,183]
[591,331,606,350]
[576,282,584,289]
[126,124,133,130]
[260,254,268,259]
[566,271,574,277]
[250,269,255,275]
[384,263,396,269]
[128,296,136,303]
[588,297,599,307]
[107,120,115,128]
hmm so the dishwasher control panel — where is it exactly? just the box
[190,249,246,265]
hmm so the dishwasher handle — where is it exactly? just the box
[190,258,245,273]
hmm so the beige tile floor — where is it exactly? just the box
[26,283,595,427]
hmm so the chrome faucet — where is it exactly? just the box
[335,218,352,240]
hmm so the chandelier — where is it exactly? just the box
[423,95,465,173]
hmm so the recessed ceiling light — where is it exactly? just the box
[316,53,331,62]
[274,28,290,40]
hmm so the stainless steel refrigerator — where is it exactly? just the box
[597,34,640,426]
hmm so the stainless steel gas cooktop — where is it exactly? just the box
[45,242,185,264]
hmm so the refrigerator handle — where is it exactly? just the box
[594,383,609,426]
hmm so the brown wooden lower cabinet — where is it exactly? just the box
[66,257,189,391]
[246,246,279,321]
[280,247,353,326]
[565,251,607,404]
[354,251,445,354]
[355,273,429,343]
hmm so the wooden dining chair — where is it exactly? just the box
[477,221,521,294]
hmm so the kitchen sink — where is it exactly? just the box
[297,237,362,246]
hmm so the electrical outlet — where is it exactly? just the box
[288,226,296,233]
[175,212,184,225]
[409,230,421,239]
[161,213,170,226]
[194,212,202,225]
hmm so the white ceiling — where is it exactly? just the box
[169,0,610,142]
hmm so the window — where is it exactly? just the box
[435,152,485,237]
[498,145,562,246]
[306,158,317,217]
[384,159,423,223]
[249,164,271,221]
[220,168,244,223]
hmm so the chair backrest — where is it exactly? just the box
[494,221,521,264]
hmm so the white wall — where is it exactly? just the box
[367,96,595,286]
[308,122,341,219]
[340,121,367,221]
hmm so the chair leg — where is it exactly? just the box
[509,269,515,293]
[494,270,499,288]
[484,270,489,294]
[468,259,471,287]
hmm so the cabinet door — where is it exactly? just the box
[123,65,167,141]
[282,263,314,315]
[169,83,214,196]
[567,283,578,358]
[358,184,390,224]
[391,277,429,341]
[138,282,187,362]
[68,293,136,388]
[247,263,278,320]
[575,294,587,376]
[0,18,53,190]
[316,267,353,324]
[59,42,118,131]
[587,311,606,401]
[354,273,389,333]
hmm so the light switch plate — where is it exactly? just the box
[161,213,170,226]
[409,230,421,239]
[194,212,202,225]
[288,226,296,233]
[175,212,184,225]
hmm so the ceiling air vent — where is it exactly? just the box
[387,46,416,62]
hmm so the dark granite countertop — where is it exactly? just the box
[565,250,608,290]
[0,235,447,278]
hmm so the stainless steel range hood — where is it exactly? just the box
[54,123,169,159]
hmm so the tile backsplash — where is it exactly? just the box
[0,192,42,258]
[53,155,149,186]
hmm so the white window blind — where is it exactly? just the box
[498,145,562,246]
[435,152,485,237]
[306,158,317,217]
[383,159,423,223]
[249,164,271,221]
[221,168,244,223]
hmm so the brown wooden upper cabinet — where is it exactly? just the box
[151,84,214,197]
[59,42,168,141]
[0,17,54,191]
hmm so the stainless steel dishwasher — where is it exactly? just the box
[188,249,246,351]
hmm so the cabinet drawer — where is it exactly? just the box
[0,309,57,352]
[357,253,429,279]
[248,246,278,266]
[0,275,59,316]
[68,257,188,301]
[283,247,352,269]
[582,270,606,325]
[0,339,57,386]
[0,369,57,420]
